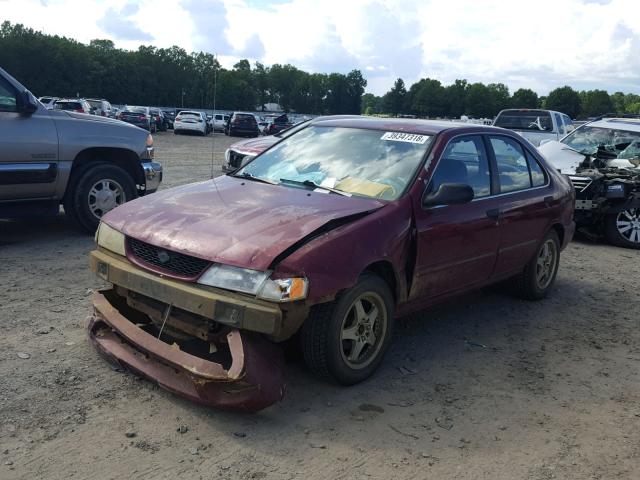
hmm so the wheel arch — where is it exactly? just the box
[64,147,145,200]
[550,222,565,247]
[362,260,400,304]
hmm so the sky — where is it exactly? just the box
[2,0,640,95]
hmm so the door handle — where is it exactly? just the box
[544,195,554,207]
[486,208,500,221]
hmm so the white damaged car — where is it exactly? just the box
[539,117,640,248]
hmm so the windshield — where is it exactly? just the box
[494,110,553,132]
[562,125,640,160]
[236,126,432,200]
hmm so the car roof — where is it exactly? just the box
[311,116,505,135]
[584,117,640,132]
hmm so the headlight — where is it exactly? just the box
[96,222,126,256]
[198,264,270,295]
[197,264,308,302]
[258,277,308,302]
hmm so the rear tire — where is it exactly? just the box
[64,163,137,233]
[515,230,560,300]
[605,210,640,249]
[301,274,395,385]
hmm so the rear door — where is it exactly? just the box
[486,134,554,276]
[411,135,501,299]
[0,76,59,201]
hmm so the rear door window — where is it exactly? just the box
[489,136,548,192]
[489,136,532,193]
[431,135,491,198]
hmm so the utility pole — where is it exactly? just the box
[181,88,185,109]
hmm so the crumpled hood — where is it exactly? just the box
[538,140,640,174]
[538,140,586,174]
[229,135,279,155]
[103,175,384,271]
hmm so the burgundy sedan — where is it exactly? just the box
[88,117,575,411]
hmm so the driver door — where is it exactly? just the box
[410,135,500,300]
[0,77,59,201]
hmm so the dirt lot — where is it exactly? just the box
[1,131,640,480]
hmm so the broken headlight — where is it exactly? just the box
[258,277,308,302]
[96,222,126,256]
[198,264,308,302]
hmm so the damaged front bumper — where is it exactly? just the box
[89,289,285,412]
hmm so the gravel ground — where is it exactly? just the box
[1,131,640,480]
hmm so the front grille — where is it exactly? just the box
[128,237,210,278]
[228,150,247,169]
[569,176,592,192]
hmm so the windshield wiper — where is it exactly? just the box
[279,178,351,196]
[231,171,278,185]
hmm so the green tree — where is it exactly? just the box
[545,86,581,118]
[511,88,539,108]
[444,79,468,118]
[407,78,447,118]
[579,89,612,117]
[361,93,382,114]
[382,78,407,116]
[465,83,492,117]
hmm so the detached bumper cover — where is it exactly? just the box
[88,289,285,412]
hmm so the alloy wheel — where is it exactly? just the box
[616,208,640,244]
[535,239,558,289]
[339,292,387,370]
[88,179,126,219]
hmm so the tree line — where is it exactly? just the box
[365,78,640,120]
[0,21,366,114]
[2,21,639,119]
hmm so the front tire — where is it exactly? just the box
[64,164,137,233]
[605,209,640,249]
[301,274,395,385]
[515,230,560,300]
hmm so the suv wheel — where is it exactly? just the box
[64,164,137,233]
[301,274,395,385]
[605,209,640,249]
[515,230,560,300]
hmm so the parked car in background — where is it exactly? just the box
[493,109,574,146]
[162,110,176,129]
[118,106,155,132]
[86,98,114,117]
[264,113,293,135]
[539,117,640,249]
[223,115,360,171]
[53,98,92,114]
[225,112,260,137]
[174,110,207,136]
[0,66,162,233]
[149,108,167,132]
[223,120,310,171]
[88,116,574,412]
[38,96,58,109]
[212,113,230,132]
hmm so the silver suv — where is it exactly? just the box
[0,67,163,233]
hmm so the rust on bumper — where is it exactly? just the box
[89,288,285,412]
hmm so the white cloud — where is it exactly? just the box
[2,0,640,95]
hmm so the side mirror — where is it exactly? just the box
[18,91,38,114]
[423,183,475,208]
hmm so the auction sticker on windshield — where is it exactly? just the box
[380,132,429,144]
